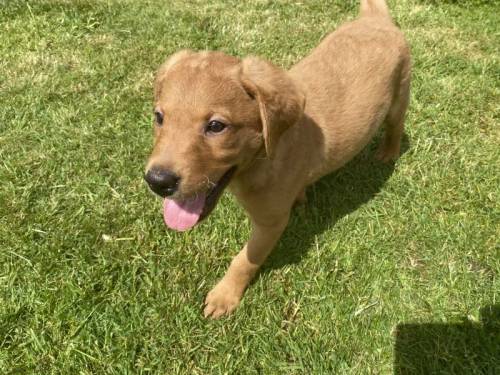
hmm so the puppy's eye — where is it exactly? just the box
[205,120,226,134]
[154,111,163,126]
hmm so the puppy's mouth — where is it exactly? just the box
[163,166,237,231]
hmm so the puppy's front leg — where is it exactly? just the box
[204,213,289,319]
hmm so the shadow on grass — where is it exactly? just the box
[263,133,410,271]
[394,305,500,374]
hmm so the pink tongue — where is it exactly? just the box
[163,193,206,231]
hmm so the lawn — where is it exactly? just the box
[0,0,498,373]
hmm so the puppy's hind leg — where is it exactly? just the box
[376,60,411,163]
[294,187,307,206]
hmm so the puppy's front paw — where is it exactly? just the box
[203,279,243,319]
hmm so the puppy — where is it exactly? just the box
[145,0,410,318]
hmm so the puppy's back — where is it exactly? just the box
[289,0,410,171]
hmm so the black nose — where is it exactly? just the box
[144,168,180,197]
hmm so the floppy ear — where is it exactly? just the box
[154,49,194,99]
[240,56,305,158]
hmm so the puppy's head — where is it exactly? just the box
[145,50,304,231]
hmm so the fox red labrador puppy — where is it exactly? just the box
[145,0,411,318]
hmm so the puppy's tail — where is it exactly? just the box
[360,0,392,20]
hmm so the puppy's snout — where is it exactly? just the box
[144,168,180,197]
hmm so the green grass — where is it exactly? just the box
[0,0,498,373]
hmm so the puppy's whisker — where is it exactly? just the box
[203,175,217,189]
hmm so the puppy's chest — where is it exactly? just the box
[229,168,285,205]
[229,172,269,201]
